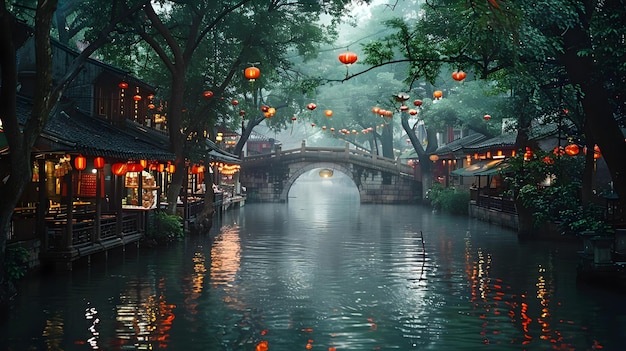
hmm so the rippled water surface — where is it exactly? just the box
[3,176,626,350]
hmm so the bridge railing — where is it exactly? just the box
[243,142,414,178]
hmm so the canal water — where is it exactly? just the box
[3,171,626,350]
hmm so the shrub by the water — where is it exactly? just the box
[147,211,184,244]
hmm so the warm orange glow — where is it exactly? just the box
[324,109,333,117]
[118,81,128,89]
[452,70,467,81]
[433,90,443,99]
[338,51,358,65]
[74,155,86,171]
[429,154,439,161]
[307,103,317,111]
[133,94,142,101]
[203,90,213,98]
[93,157,105,169]
[564,144,580,156]
[245,66,261,81]
[111,163,127,176]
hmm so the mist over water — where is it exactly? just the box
[3,172,626,350]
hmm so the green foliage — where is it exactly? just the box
[428,183,469,215]
[148,211,184,243]
[504,150,610,234]
[5,246,29,282]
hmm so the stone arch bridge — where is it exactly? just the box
[240,141,420,203]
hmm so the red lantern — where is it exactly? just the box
[451,71,467,81]
[231,99,239,105]
[158,164,165,173]
[147,103,155,109]
[594,145,602,159]
[261,105,270,112]
[338,52,358,65]
[133,94,142,101]
[433,91,443,99]
[543,156,555,164]
[564,144,580,156]
[400,105,409,111]
[191,165,200,174]
[372,106,380,114]
[167,164,176,173]
[245,66,261,81]
[239,110,246,116]
[74,155,86,171]
[413,99,423,107]
[324,109,333,117]
[483,114,491,121]
[111,163,127,176]
[307,103,317,111]
[93,157,105,169]
[311,123,316,127]
[203,90,214,98]
[118,81,129,89]
[140,159,148,168]
[127,163,144,172]
[291,116,297,121]
[409,109,418,116]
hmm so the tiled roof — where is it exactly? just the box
[434,133,488,155]
[14,97,174,161]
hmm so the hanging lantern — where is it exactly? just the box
[322,126,327,130]
[451,71,467,81]
[93,157,105,169]
[564,144,580,156]
[191,165,200,174]
[409,109,418,116]
[372,106,380,114]
[338,51,358,65]
[231,99,239,105]
[413,99,423,107]
[433,91,443,99]
[311,123,316,127]
[74,155,87,171]
[245,66,261,81]
[118,81,129,89]
[147,93,155,100]
[307,103,317,111]
[127,163,144,172]
[140,159,148,168]
[594,145,602,159]
[261,105,270,112]
[429,154,439,161]
[291,116,297,121]
[400,105,409,112]
[148,103,155,109]
[133,94,142,101]
[483,114,491,121]
[239,110,246,116]
[111,163,128,176]
[523,147,533,160]
[325,109,333,117]
[158,164,165,173]
[203,90,213,98]
[553,146,565,156]
[167,164,176,173]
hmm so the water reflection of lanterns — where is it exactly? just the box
[318,168,334,178]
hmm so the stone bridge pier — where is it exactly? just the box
[240,142,420,204]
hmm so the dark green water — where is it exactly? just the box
[2,176,625,350]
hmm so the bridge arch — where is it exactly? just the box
[279,161,357,202]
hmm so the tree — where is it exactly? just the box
[103,0,367,216]
[0,0,146,308]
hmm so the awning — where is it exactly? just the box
[451,159,507,177]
